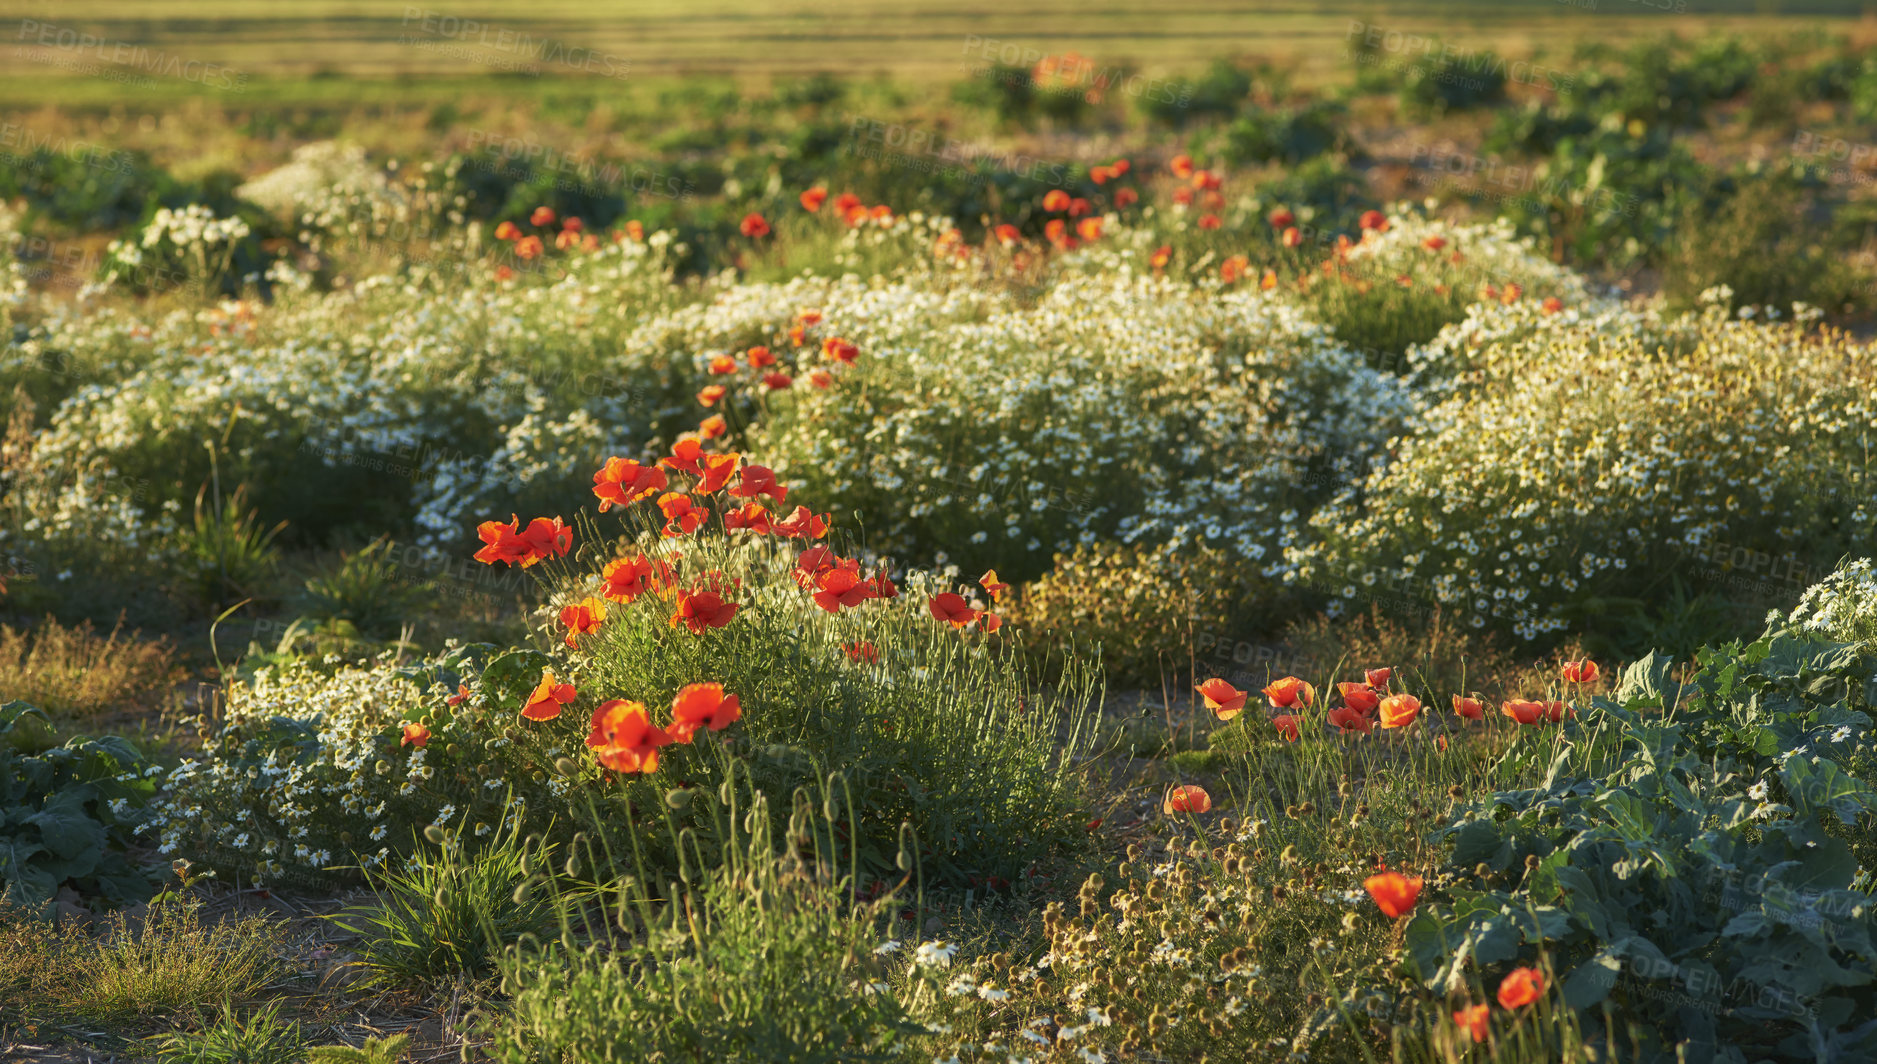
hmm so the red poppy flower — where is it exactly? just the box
[586,699,672,773]
[1452,695,1484,721]
[494,265,515,281]
[808,370,834,389]
[928,592,980,629]
[447,683,471,707]
[979,569,1010,599]
[822,337,859,364]
[1077,217,1103,241]
[1378,694,1422,729]
[1150,245,1172,269]
[515,235,544,260]
[1328,705,1373,734]
[1560,659,1599,684]
[593,458,669,512]
[694,452,741,494]
[729,464,787,504]
[813,567,879,613]
[869,205,894,225]
[1114,187,1139,208]
[739,212,770,238]
[800,187,828,212]
[661,437,708,476]
[1163,784,1211,814]
[723,501,772,533]
[844,641,880,664]
[656,493,708,536]
[1365,667,1392,689]
[708,355,738,375]
[1338,682,1380,714]
[1195,678,1249,720]
[1497,967,1545,1009]
[559,216,582,233]
[993,223,1021,245]
[697,385,727,406]
[560,596,606,648]
[1480,283,1499,301]
[602,555,656,603]
[494,221,522,241]
[979,611,1002,634]
[1453,1003,1490,1043]
[832,192,861,214]
[624,220,645,241]
[530,206,557,227]
[1044,218,1067,242]
[1503,282,1523,303]
[670,588,738,633]
[1173,188,1195,206]
[1543,700,1573,723]
[1042,189,1071,212]
[509,516,573,566]
[1191,169,1222,192]
[741,345,774,369]
[472,515,530,566]
[1268,207,1295,228]
[1542,296,1563,315]
[1363,871,1423,917]
[1263,676,1315,709]
[1197,213,1222,230]
[669,682,741,743]
[401,721,430,748]
[792,546,839,588]
[1359,210,1387,231]
[1260,269,1277,290]
[763,371,793,390]
[1423,235,1447,251]
[522,669,577,722]
[699,414,727,439]
[1501,699,1545,726]
[1272,714,1301,742]
[772,506,829,539]
[1067,197,1092,218]
[1169,154,1195,178]
[870,571,899,600]
[555,230,580,250]
[1090,166,1112,185]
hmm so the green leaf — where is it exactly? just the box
[1618,650,1679,708]
[0,701,49,735]
[1562,951,1622,1008]
[479,649,554,713]
[24,787,106,860]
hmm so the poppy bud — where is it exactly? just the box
[666,788,693,809]
[719,781,734,804]
[1525,854,1542,871]
[565,853,582,878]
[375,760,390,775]
[1281,844,1299,864]
[512,881,533,905]
[896,846,912,872]
[520,850,535,876]
[424,824,446,845]
[445,743,459,757]
[434,887,448,907]
[555,757,578,777]
[1475,863,1493,878]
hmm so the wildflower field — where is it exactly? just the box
[6,6,1877,1063]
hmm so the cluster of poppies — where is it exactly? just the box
[795,187,896,230]
[925,569,1008,634]
[1361,871,1549,1041]
[1190,659,1600,741]
[517,669,743,774]
[491,205,605,261]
